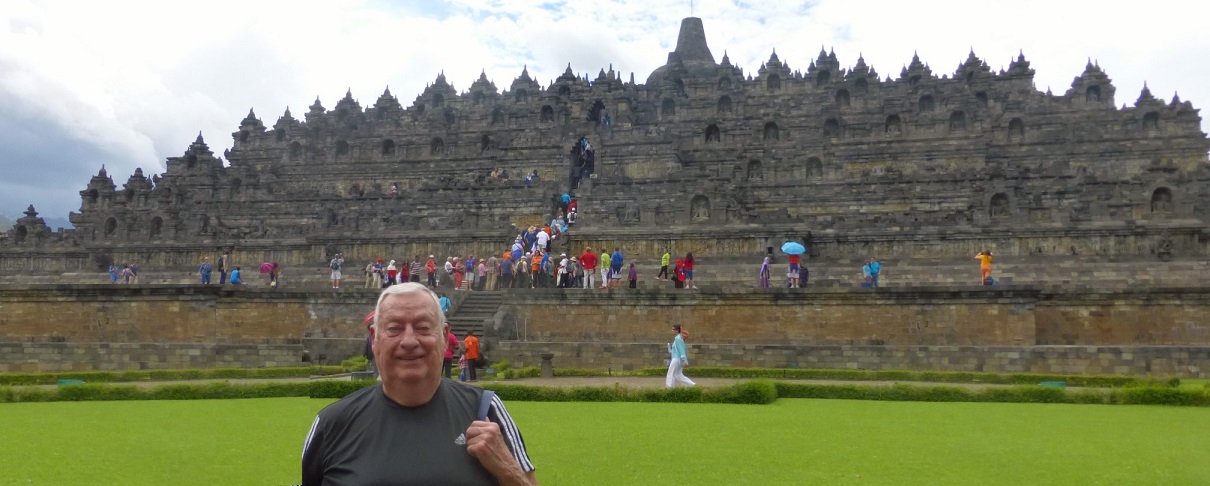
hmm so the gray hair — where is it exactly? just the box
[373,282,446,333]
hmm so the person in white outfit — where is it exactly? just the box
[666,324,696,388]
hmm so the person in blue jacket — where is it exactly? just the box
[666,324,696,388]
[230,266,243,285]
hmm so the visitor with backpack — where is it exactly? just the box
[329,253,344,289]
[976,250,994,285]
[217,251,231,285]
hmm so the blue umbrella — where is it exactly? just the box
[781,242,806,255]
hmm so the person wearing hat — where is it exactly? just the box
[557,253,569,287]
[666,324,695,388]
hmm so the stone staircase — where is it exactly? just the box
[446,291,504,339]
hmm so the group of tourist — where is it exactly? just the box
[106,260,140,284]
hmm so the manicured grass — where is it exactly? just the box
[1,398,1208,484]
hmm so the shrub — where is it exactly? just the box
[340,356,369,372]
[309,380,377,399]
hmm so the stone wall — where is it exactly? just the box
[496,287,1210,347]
[492,342,1208,378]
[0,342,303,373]
[3,285,1210,375]
[0,285,374,372]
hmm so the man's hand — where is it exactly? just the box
[465,420,537,485]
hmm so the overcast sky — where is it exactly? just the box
[3,0,1209,225]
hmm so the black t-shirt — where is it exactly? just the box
[302,379,534,486]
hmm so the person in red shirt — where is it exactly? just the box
[464,331,481,381]
[425,255,437,287]
[787,253,801,288]
[579,247,598,289]
[683,252,697,290]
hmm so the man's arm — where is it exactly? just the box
[300,416,324,486]
[466,395,537,485]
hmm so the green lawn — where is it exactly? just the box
[1,397,1207,485]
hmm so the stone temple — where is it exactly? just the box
[0,18,1208,377]
[3,16,1208,272]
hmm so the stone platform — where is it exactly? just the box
[0,284,1206,377]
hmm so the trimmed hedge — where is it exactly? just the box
[629,366,1177,388]
[773,382,1210,406]
[1,379,1204,407]
[0,366,348,386]
[0,382,313,403]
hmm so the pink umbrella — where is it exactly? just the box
[259,262,275,274]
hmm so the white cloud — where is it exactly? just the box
[1,0,1208,219]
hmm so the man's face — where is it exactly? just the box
[372,292,445,385]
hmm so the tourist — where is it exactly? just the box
[301,284,536,485]
[129,260,140,284]
[386,260,399,288]
[399,260,410,285]
[121,264,134,284]
[976,250,994,285]
[861,259,873,287]
[445,257,455,287]
[787,252,801,289]
[438,293,451,315]
[571,256,584,288]
[758,255,770,289]
[869,257,882,288]
[610,248,624,288]
[108,261,120,284]
[683,252,697,289]
[533,228,549,254]
[501,253,513,289]
[515,253,530,289]
[657,249,671,281]
[425,255,437,287]
[673,257,685,289]
[465,255,477,291]
[477,259,488,291]
[453,257,466,290]
[329,253,344,289]
[388,183,397,197]
[198,257,212,285]
[599,250,612,289]
[486,254,499,291]
[218,251,231,286]
[529,251,543,288]
[442,323,460,380]
[628,262,637,289]
[266,262,280,287]
[364,260,377,289]
[230,266,243,285]
[464,330,480,382]
[457,348,467,384]
[556,254,569,287]
[666,324,696,388]
[566,207,577,226]
[409,256,422,283]
[579,247,597,289]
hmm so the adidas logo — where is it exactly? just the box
[454,433,466,446]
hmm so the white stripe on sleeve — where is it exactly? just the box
[302,416,321,459]
[489,395,535,472]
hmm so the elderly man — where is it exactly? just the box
[302,283,537,485]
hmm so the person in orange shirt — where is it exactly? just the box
[530,251,543,288]
[975,250,993,285]
[463,330,481,382]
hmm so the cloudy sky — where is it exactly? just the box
[3,0,1209,226]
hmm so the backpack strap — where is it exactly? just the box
[477,390,496,421]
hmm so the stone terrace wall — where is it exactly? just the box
[497,287,1210,347]
[0,285,375,372]
[3,285,1209,374]
[493,342,1209,378]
